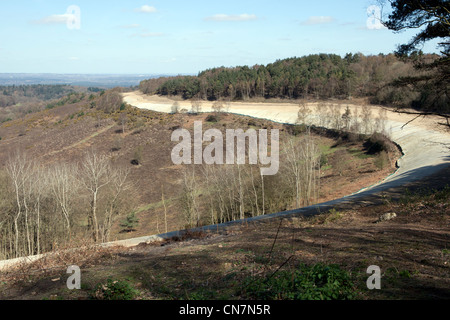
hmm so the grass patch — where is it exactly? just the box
[240,263,358,300]
[90,278,140,300]
[136,196,178,214]
[348,148,373,159]
[319,144,338,156]
[308,208,344,225]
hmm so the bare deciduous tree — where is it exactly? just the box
[342,105,352,131]
[78,151,112,243]
[191,99,203,114]
[180,166,200,228]
[171,101,180,114]
[119,112,128,134]
[6,151,33,257]
[361,104,373,135]
[48,163,79,238]
[297,103,311,126]
[0,149,135,259]
[101,166,132,242]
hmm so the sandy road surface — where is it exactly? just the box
[1,92,448,268]
[96,91,450,248]
[123,91,450,192]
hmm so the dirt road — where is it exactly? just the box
[123,91,450,193]
[1,92,449,268]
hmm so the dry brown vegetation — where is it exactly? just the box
[0,91,447,301]
[0,94,402,261]
[0,171,448,300]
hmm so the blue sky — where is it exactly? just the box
[0,0,442,75]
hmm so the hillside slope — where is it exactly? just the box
[1,174,448,300]
[0,95,404,253]
[0,92,448,300]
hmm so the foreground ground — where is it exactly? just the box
[0,166,448,300]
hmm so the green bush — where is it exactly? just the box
[91,278,139,300]
[120,212,140,233]
[242,263,357,300]
[285,124,308,136]
[319,153,328,168]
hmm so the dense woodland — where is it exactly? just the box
[0,86,107,124]
[0,85,78,108]
[139,53,448,114]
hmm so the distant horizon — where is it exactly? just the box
[1,48,444,78]
[0,48,443,87]
[0,73,184,77]
[0,73,174,87]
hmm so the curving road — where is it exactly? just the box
[123,91,450,190]
[1,92,449,269]
[109,91,450,247]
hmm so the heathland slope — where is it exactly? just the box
[0,91,405,261]
[123,92,450,195]
[0,90,448,300]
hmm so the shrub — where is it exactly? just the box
[364,132,394,154]
[120,212,139,233]
[285,124,307,136]
[248,119,258,127]
[340,131,362,143]
[91,278,139,300]
[241,263,357,300]
[205,114,219,123]
[97,90,123,114]
[131,146,143,165]
[111,137,123,152]
[330,149,348,176]
[319,153,328,168]
[374,150,389,170]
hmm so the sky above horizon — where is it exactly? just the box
[0,0,442,75]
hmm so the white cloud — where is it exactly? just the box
[33,13,74,25]
[300,16,335,25]
[135,5,157,13]
[68,57,80,61]
[205,14,258,22]
[32,6,81,29]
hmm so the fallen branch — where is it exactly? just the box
[392,108,450,129]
